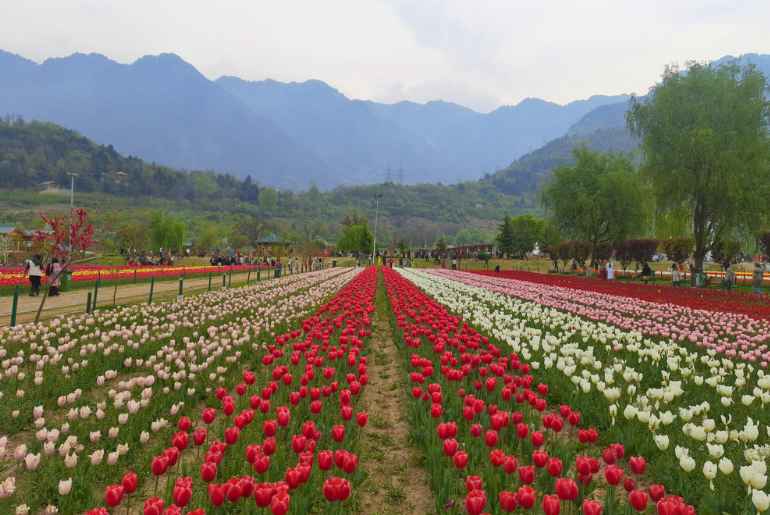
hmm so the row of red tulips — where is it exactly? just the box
[83,267,376,514]
[383,268,696,514]
[473,269,770,320]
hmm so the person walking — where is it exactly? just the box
[753,262,765,295]
[24,254,43,296]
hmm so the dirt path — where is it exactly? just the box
[355,276,435,515]
[0,270,264,326]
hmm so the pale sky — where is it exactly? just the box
[2,0,769,112]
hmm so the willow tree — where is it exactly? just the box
[627,62,770,280]
[541,148,647,263]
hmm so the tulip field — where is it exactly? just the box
[1,265,768,513]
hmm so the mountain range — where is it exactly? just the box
[0,49,626,189]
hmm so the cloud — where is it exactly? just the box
[1,0,769,111]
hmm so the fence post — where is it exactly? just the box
[10,285,19,327]
[257,269,261,281]
[92,280,100,312]
[247,270,251,285]
[222,273,226,288]
[86,292,92,314]
[178,277,184,297]
[148,277,155,304]
[228,271,233,287]
[113,283,118,306]
[208,272,212,291]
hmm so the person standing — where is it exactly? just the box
[24,254,43,296]
[48,258,63,296]
[606,260,615,280]
[753,262,765,295]
[671,263,680,287]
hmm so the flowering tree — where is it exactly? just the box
[33,208,94,321]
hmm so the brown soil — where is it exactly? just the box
[354,282,435,515]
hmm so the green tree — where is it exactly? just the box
[336,224,373,255]
[712,239,742,269]
[434,237,448,257]
[195,222,223,254]
[259,187,278,212]
[149,212,186,253]
[115,220,148,253]
[542,148,647,263]
[496,216,515,257]
[509,214,544,259]
[628,61,770,280]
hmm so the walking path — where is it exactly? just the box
[0,271,262,326]
[355,275,435,515]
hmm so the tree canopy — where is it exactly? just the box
[336,224,373,255]
[496,215,544,258]
[627,61,770,275]
[541,147,648,260]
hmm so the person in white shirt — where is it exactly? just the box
[24,254,43,296]
[606,260,615,280]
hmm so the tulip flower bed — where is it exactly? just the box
[453,270,770,364]
[473,270,770,321]
[383,268,694,515]
[0,264,269,289]
[401,268,770,513]
[0,267,370,514]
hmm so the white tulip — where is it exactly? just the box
[58,478,72,495]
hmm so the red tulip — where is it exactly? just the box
[443,438,459,456]
[151,455,168,476]
[532,450,549,468]
[629,490,648,512]
[499,490,518,512]
[356,412,368,427]
[484,430,499,448]
[104,484,124,507]
[121,471,138,494]
[629,456,646,475]
[518,465,535,484]
[319,450,334,470]
[202,408,217,424]
[200,461,217,482]
[172,431,188,450]
[224,426,240,445]
[648,484,666,502]
[502,455,518,474]
[465,476,483,493]
[604,464,623,486]
[453,451,469,469]
[193,428,207,446]
[582,499,603,515]
[143,497,164,515]
[555,478,578,501]
[254,484,274,507]
[546,457,564,477]
[465,489,487,515]
[323,476,352,501]
[331,424,345,442]
[270,491,290,515]
[516,486,536,509]
[543,494,561,515]
[177,416,192,431]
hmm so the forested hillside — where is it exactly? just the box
[0,118,522,245]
